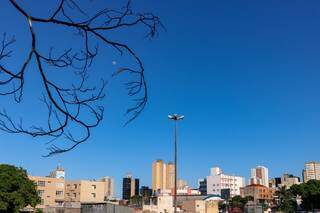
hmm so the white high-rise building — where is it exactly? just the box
[250,165,269,187]
[206,167,245,197]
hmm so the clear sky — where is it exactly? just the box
[1,0,320,197]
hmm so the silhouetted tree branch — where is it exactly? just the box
[0,0,163,156]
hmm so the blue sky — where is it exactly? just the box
[1,0,320,197]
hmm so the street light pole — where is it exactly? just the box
[168,114,184,213]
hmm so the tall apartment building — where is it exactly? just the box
[303,161,320,182]
[152,159,165,191]
[250,165,269,187]
[65,177,115,205]
[152,159,175,192]
[28,166,66,209]
[122,174,139,200]
[166,162,175,190]
[206,167,245,197]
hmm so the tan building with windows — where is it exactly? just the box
[152,159,165,191]
[240,184,275,202]
[166,162,175,190]
[303,161,320,182]
[29,167,65,209]
[152,159,176,192]
[65,177,115,205]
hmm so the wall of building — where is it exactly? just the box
[207,167,244,197]
[29,175,65,209]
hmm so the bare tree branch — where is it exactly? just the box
[0,0,162,156]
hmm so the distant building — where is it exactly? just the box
[250,166,269,187]
[240,184,275,203]
[143,194,221,213]
[280,174,300,189]
[206,167,245,197]
[269,177,281,189]
[152,159,165,192]
[303,161,320,182]
[49,165,65,179]
[166,162,175,190]
[122,174,139,200]
[29,167,65,209]
[152,159,175,192]
[140,186,152,197]
[65,177,115,205]
[177,179,188,189]
[198,178,207,195]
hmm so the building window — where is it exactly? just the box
[56,182,64,188]
[73,193,77,198]
[56,191,63,196]
[38,181,45,187]
[38,190,44,196]
[92,185,96,190]
[92,193,96,198]
[41,199,44,205]
[56,201,63,206]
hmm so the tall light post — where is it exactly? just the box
[168,114,184,213]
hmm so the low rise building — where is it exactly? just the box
[28,166,65,209]
[65,177,115,205]
[206,167,245,197]
[280,173,300,189]
[240,184,275,202]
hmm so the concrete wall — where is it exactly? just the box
[81,203,136,213]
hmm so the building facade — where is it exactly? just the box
[269,177,281,189]
[240,184,275,202]
[28,167,66,209]
[166,162,175,190]
[250,166,269,187]
[281,174,300,189]
[122,174,139,200]
[177,179,188,189]
[65,177,115,204]
[152,159,176,193]
[303,161,320,182]
[198,178,207,195]
[206,167,245,197]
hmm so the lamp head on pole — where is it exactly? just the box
[168,114,184,121]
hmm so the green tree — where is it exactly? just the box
[130,195,142,207]
[275,186,297,213]
[0,164,40,213]
[291,180,320,211]
[229,195,253,210]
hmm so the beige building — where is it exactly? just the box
[152,159,176,192]
[240,184,275,202]
[152,159,165,191]
[29,167,66,209]
[177,179,188,190]
[166,162,175,190]
[303,161,320,182]
[143,195,220,213]
[281,174,300,189]
[65,177,115,204]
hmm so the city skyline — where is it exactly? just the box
[23,160,317,198]
[1,0,320,199]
